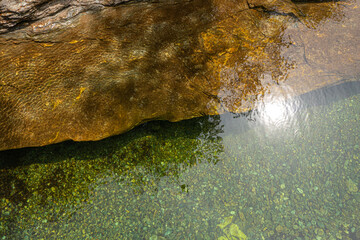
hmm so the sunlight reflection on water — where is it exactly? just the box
[260,99,292,126]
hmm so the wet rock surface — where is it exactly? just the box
[0,0,359,150]
[0,0,303,34]
[0,0,138,34]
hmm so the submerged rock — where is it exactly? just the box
[0,0,359,150]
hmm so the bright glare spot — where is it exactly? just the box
[263,101,287,124]
[254,96,302,138]
[257,97,299,129]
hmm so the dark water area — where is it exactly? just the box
[1,80,359,239]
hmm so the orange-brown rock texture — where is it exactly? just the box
[0,0,359,150]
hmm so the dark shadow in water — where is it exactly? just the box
[0,115,223,169]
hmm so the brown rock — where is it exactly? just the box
[0,0,135,34]
[0,0,359,151]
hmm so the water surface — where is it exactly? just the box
[0,0,360,239]
[1,81,359,240]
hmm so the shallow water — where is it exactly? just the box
[1,0,360,239]
[0,81,359,239]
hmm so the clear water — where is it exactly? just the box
[0,81,359,240]
[1,0,360,238]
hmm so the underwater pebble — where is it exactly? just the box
[346,179,358,193]
[315,228,324,236]
[276,225,284,233]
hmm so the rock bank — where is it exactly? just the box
[0,0,359,150]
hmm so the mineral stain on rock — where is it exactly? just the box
[0,0,359,150]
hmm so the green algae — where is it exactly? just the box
[0,83,360,239]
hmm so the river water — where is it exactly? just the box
[0,80,359,239]
[1,0,360,239]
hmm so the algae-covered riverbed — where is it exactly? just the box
[1,81,360,239]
